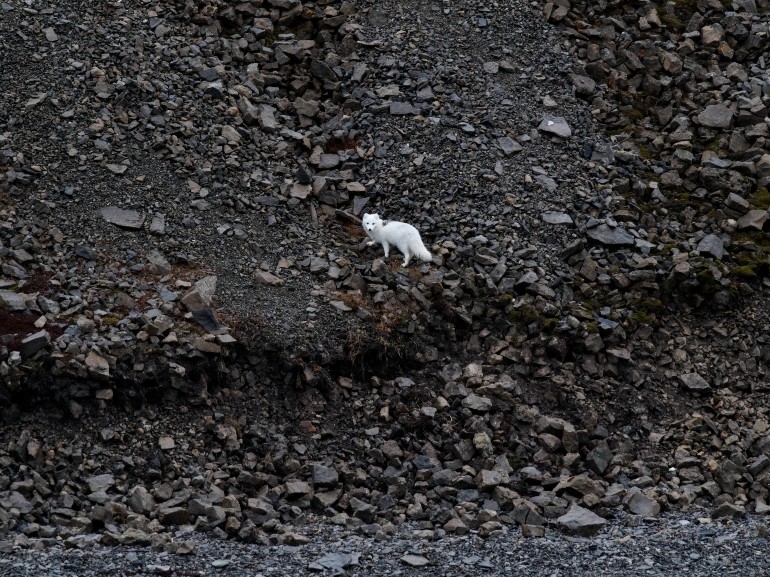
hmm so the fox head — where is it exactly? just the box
[362,213,382,233]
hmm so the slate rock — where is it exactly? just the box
[586,224,634,246]
[310,553,360,572]
[86,474,115,493]
[309,59,337,83]
[586,443,613,475]
[697,234,724,259]
[737,209,768,231]
[258,105,278,132]
[498,136,523,155]
[99,206,145,230]
[537,115,572,138]
[711,502,746,519]
[74,245,96,260]
[181,276,217,311]
[571,74,596,98]
[462,394,492,412]
[389,102,419,115]
[625,490,661,517]
[254,271,284,286]
[159,507,190,526]
[286,480,312,499]
[556,505,607,536]
[19,330,50,358]
[541,211,573,225]
[697,104,734,129]
[312,464,339,488]
[679,372,710,392]
[128,486,156,515]
[0,290,27,311]
[401,555,430,567]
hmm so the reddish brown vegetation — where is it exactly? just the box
[325,135,361,153]
[0,309,65,351]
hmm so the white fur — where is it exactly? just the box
[362,213,432,267]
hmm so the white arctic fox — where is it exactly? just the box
[362,213,432,267]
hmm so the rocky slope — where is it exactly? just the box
[2,0,770,553]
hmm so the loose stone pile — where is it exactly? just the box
[2,0,770,553]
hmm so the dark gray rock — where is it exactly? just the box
[697,104,734,129]
[498,136,523,155]
[679,373,710,392]
[556,505,607,536]
[19,330,50,357]
[537,115,571,138]
[586,224,634,246]
[697,234,724,259]
[312,464,339,488]
[99,206,145,230]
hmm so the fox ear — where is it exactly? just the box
[373,213,379,218]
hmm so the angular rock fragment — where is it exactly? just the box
[537,115,571,138]
[697,104,734,129]
[19,330,50,358]
[697,234,724,259]
[679,373,710,392]
[556,505,607,536]
[586,224,634,246]
[99,206,144,230]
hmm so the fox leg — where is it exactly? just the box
[382,241,390,257]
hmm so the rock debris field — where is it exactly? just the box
[3,0,770,573]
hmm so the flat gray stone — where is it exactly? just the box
[309,59,337,83]
[535,174,558,192]
[19,330,50,357]
[498,136,523,155]
[701,23,724,46]
[389,101,419,115]
[571,74,596,97]
[318,153,340,169]
[462,394,492,412]
[100,206,144,230]
[258,104,278,132]
[725,192,749,212]
[556,505,607,536]
[401,554,430,567]
[86,473,115,493]
[159,506,190,526]
[697,103,734,129]
[625,490,661,517]
[697,234,724,259]
[0,289,27,311]
[221,125,241,143]
[756,154,770,179]
[312,464,339,488]
[0,491,33,514]
[149,215,165,235]
[679,372,710,392]
[737,209,768,230]
[542,211,573,225]
[586,443,614,475]
[128,486,156,515]
[538,115,571,138]
[285,480,312,498]
[253,271,284,286]
[181,276,217,311]
[586,224,635,246]
[311,553,360,572]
